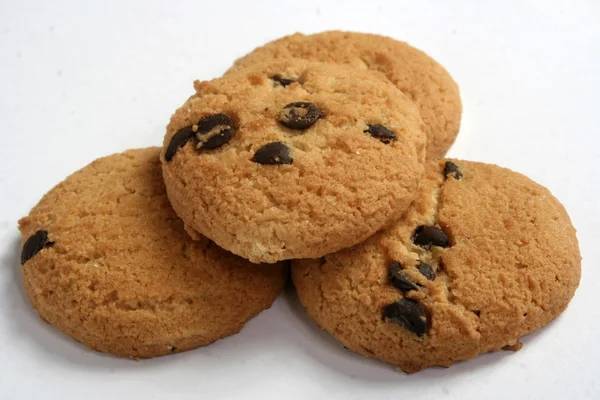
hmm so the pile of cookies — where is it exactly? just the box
[19,31,581,373]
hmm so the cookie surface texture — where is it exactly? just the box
[161,59,426,263]
[292,159,581,372]
[19,147,286,358]
[229,31,462,159]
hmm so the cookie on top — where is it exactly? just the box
[162,58,426,263]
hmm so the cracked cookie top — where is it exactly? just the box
[292,159,581,372]
[161,59,426,263]
[18,147,286,358]
[228,31,462,159]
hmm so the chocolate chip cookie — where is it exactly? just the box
[18,147,286,358]
[292,159,580,372]
[161,59,426,263]
[228,31,462,159]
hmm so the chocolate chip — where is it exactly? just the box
[412,225,450,249]
[383,299,428,336]
[165,114,236,161]
[165,126,195,161]
[195,114,235,151]
[21,230,54,265]
[417,262,436,280]
[388,262,419,292]
[279,102,323,129]
[364,124,397,144]
[252,142,293,165]
[271,75,296,87]
[444,161,463,180]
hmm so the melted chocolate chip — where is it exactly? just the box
[252,142,293,165]
[164,126,195,161]
[279,102,323,129]
[417,262,436,280]
[195,114,235,151]
[21,230,54,265]
[412,225,450,249]
[388,262,419,292]
[271,75,296,87]
[444,161,463,180]
[383,299,428,336]
[364,124,397,144]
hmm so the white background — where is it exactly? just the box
[1,0,599,399]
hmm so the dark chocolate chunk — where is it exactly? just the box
[388,262,419,292]
[166,114,236,160]
[252,142,293,165]
[195,113,235,151]
[279,102,323,129]
[21,230,54,265]
[271,75,296,87]
[364,124,397,144]
[417,262,436,280]
[443,161,463,180]
[165,126,195,161]
[383,299,428,336]
[412,225,450,249]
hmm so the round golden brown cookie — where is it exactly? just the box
[18,147,286,358]
[161,59,426,263]
[228,31,462,159]
[292,159,581,373]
